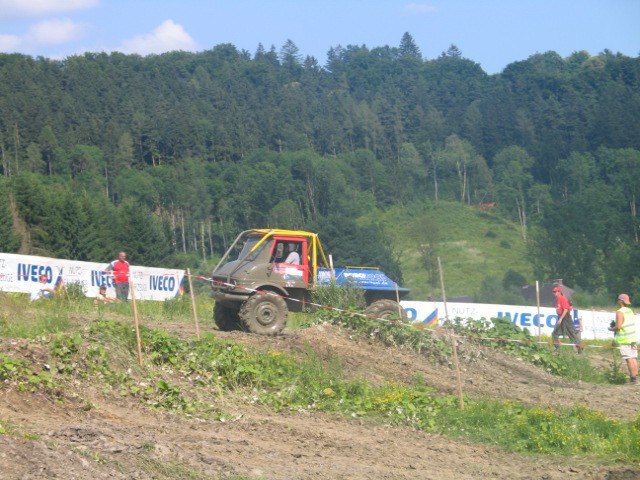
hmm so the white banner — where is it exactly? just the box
[400,300,638,342]
[0,253,184,301]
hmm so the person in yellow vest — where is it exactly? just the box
[608,293,637,384]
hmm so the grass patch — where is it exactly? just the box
[0,293,72,338]
[360,200,533,300]
[438,401,640,459]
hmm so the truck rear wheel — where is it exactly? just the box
[214,303,241,331]
[239,293,288,335]
[364,299,407,320]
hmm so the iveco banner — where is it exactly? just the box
[400,300,630,342]
[0,253,184,301]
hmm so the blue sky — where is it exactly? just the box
[0,0,638,74]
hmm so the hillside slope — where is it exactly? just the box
[368,201,534,300]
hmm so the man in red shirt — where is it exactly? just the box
[551,286,581,353]
[106,251,130,302]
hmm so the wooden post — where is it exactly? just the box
[187,269,200,339]
[130,279,144,367]
[329,254,335,282]
[438,256,464,410]
[536,280,542,340]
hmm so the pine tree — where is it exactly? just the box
[0,185,21,252]
[399,32,421,59]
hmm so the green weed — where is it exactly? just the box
[0,353,56,392]
[310,282,366,316]
[309,291,450,363]
[445,316,612,383]
[437,402,640,460]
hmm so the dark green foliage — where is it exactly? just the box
[476,275,527,305]
[0,40,637,298]
[115,201,172,267]
[310,215,403,283]
[0,183,21,252]
[503,270,528,291]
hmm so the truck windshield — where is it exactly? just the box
[237,236,269,261]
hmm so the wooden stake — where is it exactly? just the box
[187,269,200,339]
[535,280,542,340]
[130,279,143,367]
[438,256,464,410]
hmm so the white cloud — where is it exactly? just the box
[0,33,21,52]
[119,20,198,55]
[404,3,437,14]
[28,18,86,45]
[0,0,99,18]
[0,18,85,53]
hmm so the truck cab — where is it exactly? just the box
[210,229,408,335]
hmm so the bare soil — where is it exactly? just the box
[1,320,639,480]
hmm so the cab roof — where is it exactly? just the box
[249,229,319,238]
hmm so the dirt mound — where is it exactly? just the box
[215,324,640,420]
[1,322,639,479]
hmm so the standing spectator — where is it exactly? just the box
[608,294,637,385]
[105,251,130,302]
[30,274,56,302]
[551,286,582,353]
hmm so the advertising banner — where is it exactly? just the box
[400,300,632,342]
[0,253,184,301]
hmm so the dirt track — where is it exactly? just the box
[1,322,639,479]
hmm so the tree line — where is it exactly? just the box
[0,33,638,295]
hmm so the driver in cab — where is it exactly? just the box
[282,243,300,264]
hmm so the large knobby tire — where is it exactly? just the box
[364,299,407,320]
[239,293,288,335]
[213,303,241,331]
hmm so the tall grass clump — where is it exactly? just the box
[0,293,71,338]
[310,284,450,361]
[445,316,613,383]
[310,282,365,317]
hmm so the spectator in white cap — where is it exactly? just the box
[609,293,637,385]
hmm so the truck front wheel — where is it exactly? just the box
[214,303,241,331]
[364,299,407,320]
[239,293,288,335]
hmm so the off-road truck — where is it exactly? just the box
[210,229,410,335]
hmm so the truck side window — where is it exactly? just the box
[272,242,285,263]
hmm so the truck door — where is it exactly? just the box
[273,238,309,288]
